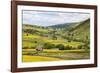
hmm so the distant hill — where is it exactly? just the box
[48,22,80,31]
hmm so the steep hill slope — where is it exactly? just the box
[70,19,90,40]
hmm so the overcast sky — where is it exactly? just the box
[22,10,90,27]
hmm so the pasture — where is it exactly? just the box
[22,49,90,62]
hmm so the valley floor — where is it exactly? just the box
[22,55,61,62]
[22,49,90,62]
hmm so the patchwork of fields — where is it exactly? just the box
[22,19,90,62]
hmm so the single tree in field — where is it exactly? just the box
[26,33,28,36]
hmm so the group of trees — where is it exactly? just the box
[43,43,89,50]
[23,42,90,50]
[23,29,38,34]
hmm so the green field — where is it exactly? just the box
[23,55,61,62]
[22,19,90,62]
[22,49,90,62]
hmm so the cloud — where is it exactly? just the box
[22,10,90,26]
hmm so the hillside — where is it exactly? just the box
[69,19,90,40]
[48,22,80,31]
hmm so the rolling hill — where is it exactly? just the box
[69,19,90,40]
[48,22,80,31]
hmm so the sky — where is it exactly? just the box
[22,10,90,27]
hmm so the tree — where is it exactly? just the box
[26,33,28,36]
[51,30,57,40]
[56,44,65,50]
[77,45,83,49]
[43,43,55,49]
[65,45,72,50]
[23,46,28,49]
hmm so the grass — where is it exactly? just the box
[22,49,90,62]
[22,36,83,48]
[23,34,41,39]
[22,49,89,54]
[22,55,61,62]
